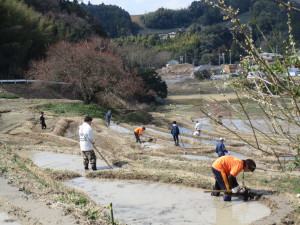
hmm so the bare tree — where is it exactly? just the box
[201,0,300,170]
[27,37,145,104]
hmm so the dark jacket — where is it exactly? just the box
[105,112,111,120]
[40,115,45,123]
[171,125,180,136]
[216,142,228,156]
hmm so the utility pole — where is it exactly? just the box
[222,53,225,65]
[219,53,221,66]
[229,51,232,64]
[180,56,183,64]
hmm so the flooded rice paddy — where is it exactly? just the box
[21,151,271,225]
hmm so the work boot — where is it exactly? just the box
[84,165,89,170]
[223,195,232,201]
[92,165,97,171]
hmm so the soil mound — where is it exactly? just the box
[157,63,194,76]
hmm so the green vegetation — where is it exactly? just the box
[81,3,139,38]
[0,93,19,99]
[37,102,112,118]
[0,0,107,79]
[37,101,154,124]
[140,1,223,29]
[139,68,167,99]
[116,25,233,66]
[121,110,153,124]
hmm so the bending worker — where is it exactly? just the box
[79,116,97,171]
[134,127,145,143]
[211,155,256,201]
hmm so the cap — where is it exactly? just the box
[220,137,225,141]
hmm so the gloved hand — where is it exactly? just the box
[231,186,246,193]
[239,187,246,193]
[231,186,241,193]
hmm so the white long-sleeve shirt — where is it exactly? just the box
[79,122,95,151]
[195,122,202,131]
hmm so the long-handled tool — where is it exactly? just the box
[204,188,256,201]
[92,144,113,169]
[204,190,231,193]
[179,135,184,147]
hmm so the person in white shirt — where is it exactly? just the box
[193,121,201,136]
[79,116,97,171]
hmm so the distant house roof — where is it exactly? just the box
[193,65,221,72]
[167,59,179,65]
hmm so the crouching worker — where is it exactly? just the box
[134,127,145,143]
[211,155,256,201]
[79,116,97,171]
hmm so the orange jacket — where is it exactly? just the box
[134,127,144,136]
[212,155,244,177]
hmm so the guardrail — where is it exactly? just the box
[0,80,68,84]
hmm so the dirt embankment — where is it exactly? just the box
[156,63,194,76]
[0,84,299,225]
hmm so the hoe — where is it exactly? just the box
[204,188,259,201]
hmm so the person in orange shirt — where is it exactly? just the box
[134,127,146,143]
[211,155,256,201]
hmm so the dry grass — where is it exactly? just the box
[0,145,111,224]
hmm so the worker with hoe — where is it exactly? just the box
[79,116,97,171]
[134,127,145,143]
[211,155,256,201]
[216,137,228,157]
[171,121,180,146]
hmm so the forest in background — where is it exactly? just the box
[116,0,300,65]
[2,0,300,79]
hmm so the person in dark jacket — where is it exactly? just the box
[39,112,47,129]
[216,137,228,157]
[105,110,112,126]
[171,121,180,146]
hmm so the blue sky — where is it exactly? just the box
[81,0,196,15]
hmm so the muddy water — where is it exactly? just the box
[211,152,247,159]
[65,177,270,225]
[19,151,116,174]
[0,212,21,225]
[109,124,132,134]
[25,152,270,225]
[181,154,215,161]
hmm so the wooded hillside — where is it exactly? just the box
[0,0,107,79]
